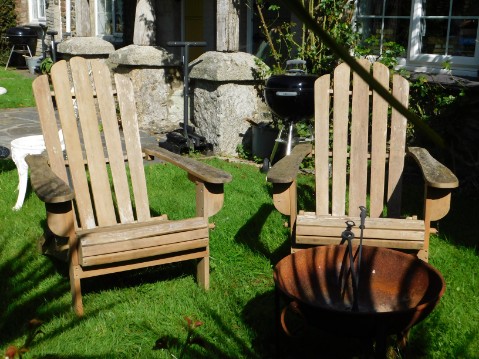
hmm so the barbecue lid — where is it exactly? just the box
[265,59,317,90]
[6,26,37,37]
[265,73,317,91]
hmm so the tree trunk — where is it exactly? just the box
[216,0,239,52]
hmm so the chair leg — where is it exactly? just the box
[417,249,428,262]
[69,263,84,316]
[197,252,209,290]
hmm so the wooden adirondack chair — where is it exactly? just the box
[267,60,458,261]
[26,57,232,316]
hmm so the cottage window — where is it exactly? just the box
[96,0,123,39]
[356,0,479,75]
[30,0,46,23]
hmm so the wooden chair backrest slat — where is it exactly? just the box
[51,61,96,229]
[314,74,331,215]
[369,62,390,217]
[330,63,350,216]
[69,57,117,227]
[32,75,67,184]
[314,61,409,219]
[115,73,151,222]
[387,74,409,218]
[90,61,135,224]
[348,59,370,217]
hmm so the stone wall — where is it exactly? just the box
[14,0,28,25]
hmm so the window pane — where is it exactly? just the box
[424,0,451,16]
[452,0,479,16]
[385,0,411,17]
[449,19,477,56]
[358,18,383,39]
[38,0,45,18]
[97,0,113,35]
[114,0,123,33]
[358,0,383,16]
[421,19,448,54]
[383,18,409,50]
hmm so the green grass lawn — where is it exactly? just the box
[0,158,478,358]
[0,68,35,109]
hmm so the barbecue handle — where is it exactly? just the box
[276,91,298,97]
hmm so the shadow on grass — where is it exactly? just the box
[80,260,198,295]
[140,307,258,358]
[389,161,477,253]
[0,240,68,342]
[234,203,290,265]
[0,159,16,172]
[0,225,119,353]
[437,190,479,251]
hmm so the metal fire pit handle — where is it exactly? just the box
[280,300,308,337]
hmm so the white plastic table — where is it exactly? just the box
[11,131,64,210]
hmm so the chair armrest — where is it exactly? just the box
[25,154,74,203]
[407,147,459,189]
[142,146,232,184]
[267,143,313,184]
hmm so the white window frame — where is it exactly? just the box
[95,0,123,41]
[408,0,479,69]
[355,0,479,76]
[29,0,46,24]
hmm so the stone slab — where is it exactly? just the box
[109,45,180,67]
[189,51,269,82]
[57,37,115,56]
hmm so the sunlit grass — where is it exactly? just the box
[0,68,35,109]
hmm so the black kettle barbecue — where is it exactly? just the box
[4,27,38,70]
[263,59,318,171]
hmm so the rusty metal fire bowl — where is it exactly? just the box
[274,245,445,340]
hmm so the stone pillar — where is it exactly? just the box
[133,0,156,45]
[189,51,270,156]
[109,45,183,133]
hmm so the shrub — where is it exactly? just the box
[256,0,358,75]
[0,0,17,65]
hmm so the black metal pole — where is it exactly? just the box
[167,41,207,151]
[183,44,189,145]
[48,30,58,63]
